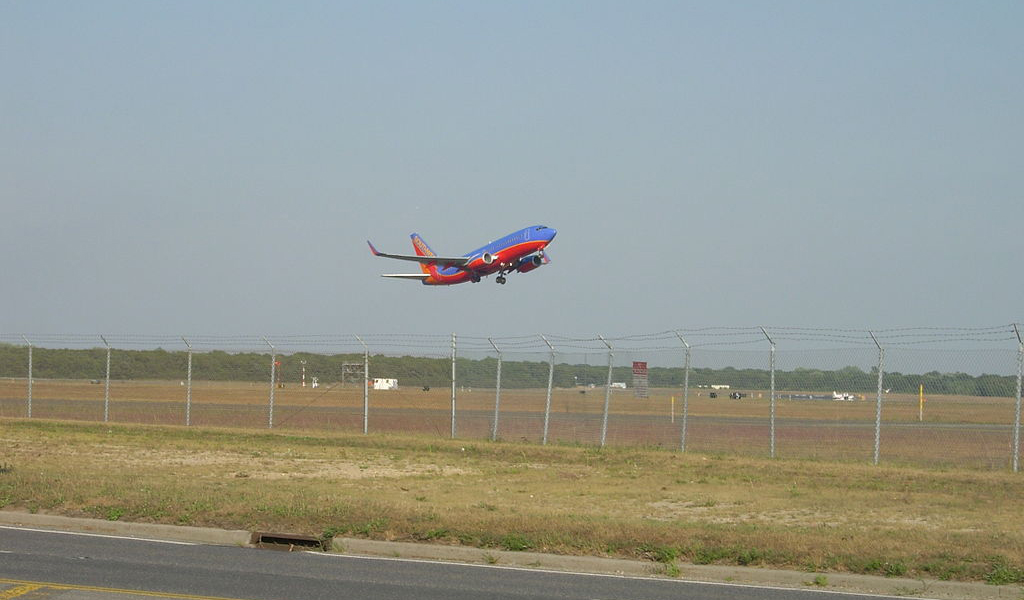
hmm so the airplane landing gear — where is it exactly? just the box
[496,275,507,284]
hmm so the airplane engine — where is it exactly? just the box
[515,254,545,273]
[465,252,496,272]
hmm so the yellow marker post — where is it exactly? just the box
[670,396,675,423]
[919,384,924,422]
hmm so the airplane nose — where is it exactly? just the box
[547,228,557,241]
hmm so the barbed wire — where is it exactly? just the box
[2,324,1021,352]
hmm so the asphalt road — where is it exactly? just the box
[0,525,902,600]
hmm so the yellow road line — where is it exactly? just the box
[0,578,247,600]
[0,583,42,599]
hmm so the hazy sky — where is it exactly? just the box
[3,1,1021,338]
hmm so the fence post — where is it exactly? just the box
[182,337,193,426]
[674,331,690,452]
[263,337,275,429]
[489,338,502,442]
[451,333,457,439]
[540,335,555,445]
[599,335,613,447]
[761,328,776,459]
[1013,324,1022,473]
[100,335,111,423]
[22,336,32,418]
[356,335,369,434]
[870,331,885,466]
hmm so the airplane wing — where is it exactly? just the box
[380,273,431,281]
[367,241,470,266]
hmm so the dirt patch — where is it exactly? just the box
[241,462,469,480]
[645,501,951,532]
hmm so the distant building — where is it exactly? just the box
[373,378,398,390]
[610,382,627,389]
[710,384,731,390]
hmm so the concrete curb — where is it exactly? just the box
[334,536,663,576]
[2,511,1018,600]
[333,536,1017,600]
[0,511,252,547]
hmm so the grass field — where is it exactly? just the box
[1,378,1020,470]
[0,417,1022,586]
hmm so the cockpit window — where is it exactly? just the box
[535,226,546,230]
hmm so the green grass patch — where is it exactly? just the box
[986,557,1024,585]
[500,533,534,552]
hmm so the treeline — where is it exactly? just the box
[0,344,1017,397]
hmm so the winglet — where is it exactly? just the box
[367,240,380,256]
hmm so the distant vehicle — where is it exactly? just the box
[729,392,748,400]
[832,391,857,401]
[367,225,557,285]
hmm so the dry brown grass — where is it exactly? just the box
[1,417,1022,584]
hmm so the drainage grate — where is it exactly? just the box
[252,531,325,551]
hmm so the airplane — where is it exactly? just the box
[367,225,556,285]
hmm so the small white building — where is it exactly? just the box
[372,378,398,390]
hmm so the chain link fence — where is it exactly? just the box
[2,326,1021,471]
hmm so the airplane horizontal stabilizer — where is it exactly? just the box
[381,273,431,281]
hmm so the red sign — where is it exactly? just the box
[632,361,649,398]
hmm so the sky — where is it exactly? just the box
[2,1,1022,340]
